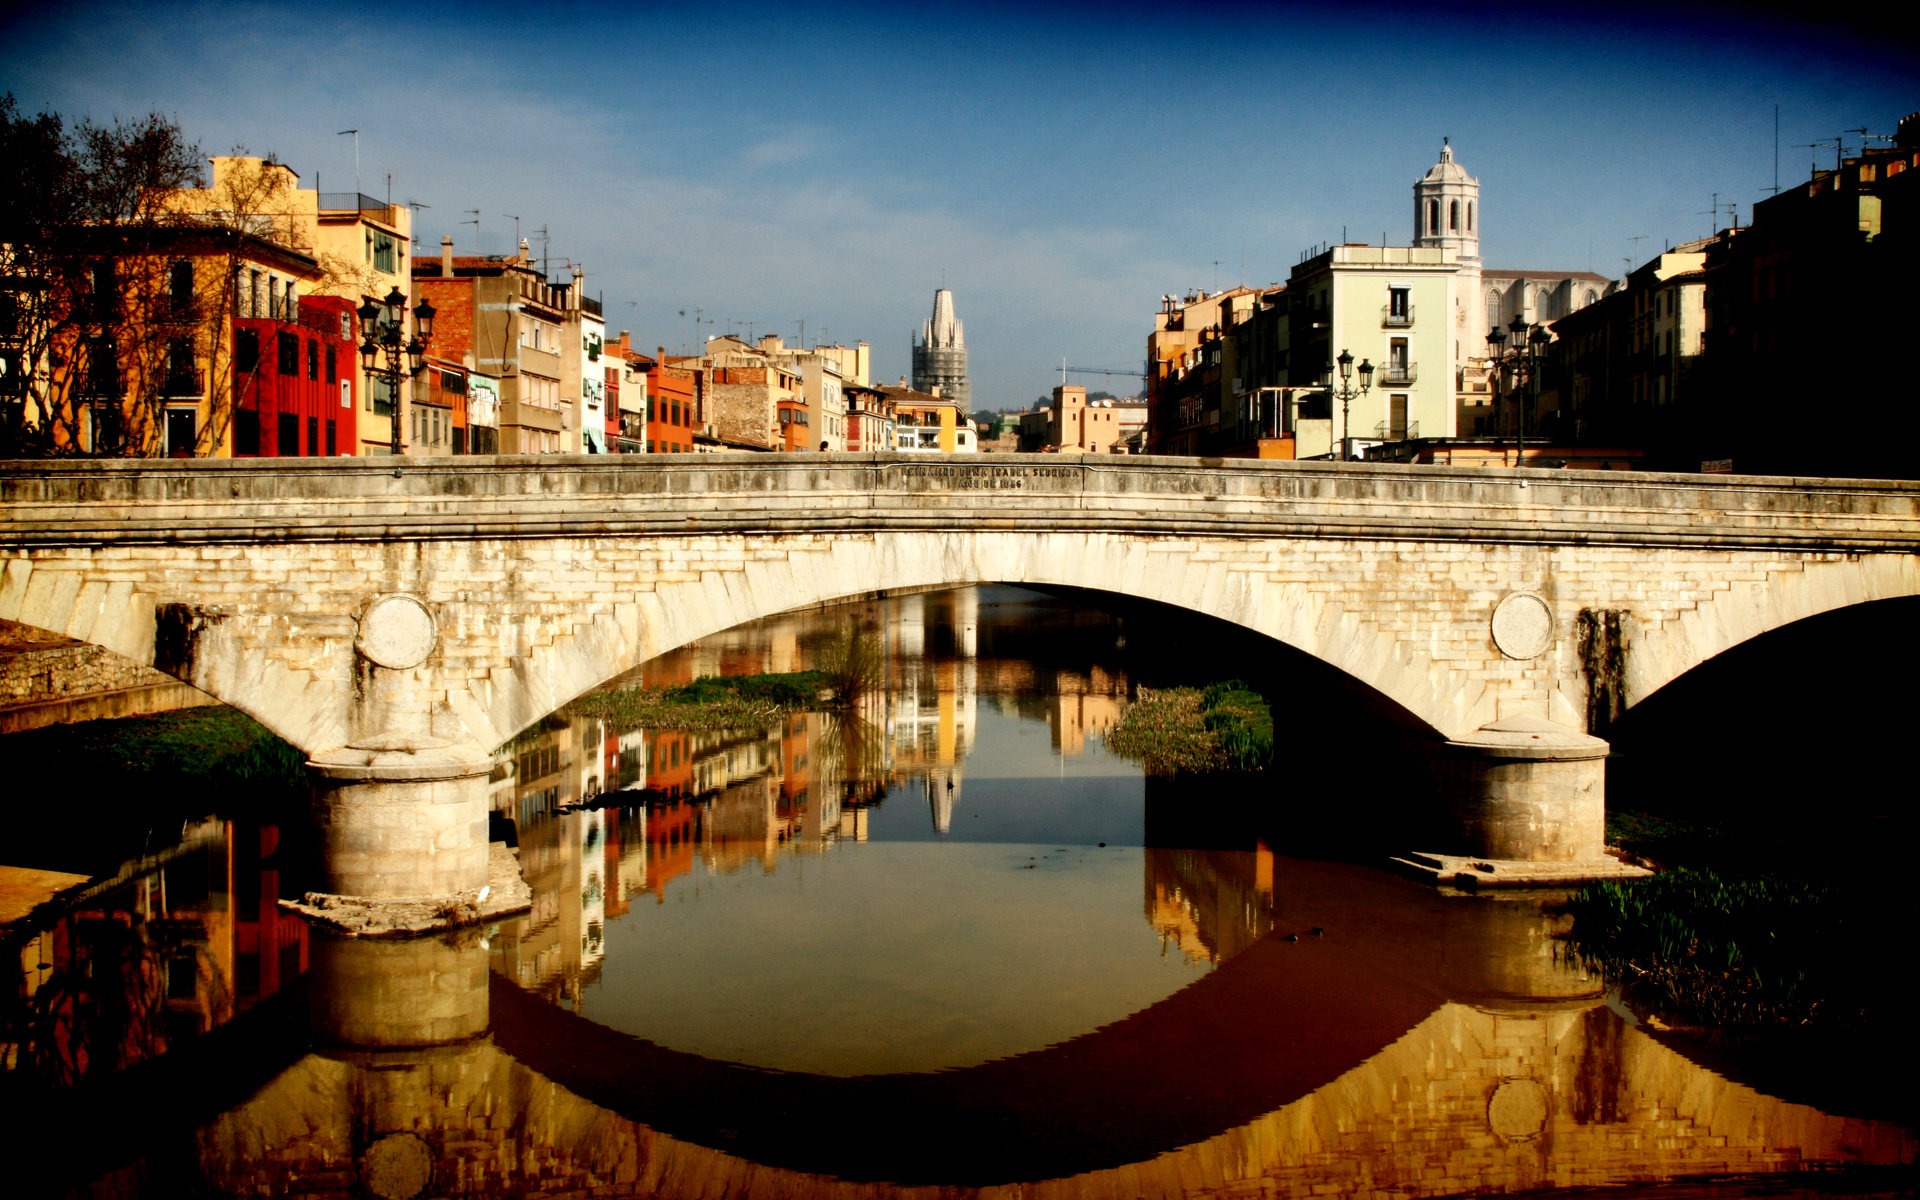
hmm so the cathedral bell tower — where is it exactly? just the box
[1413,139,1480,266]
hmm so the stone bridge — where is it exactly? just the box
[3,455,1916,919]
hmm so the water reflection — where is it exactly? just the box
[3,585,1914,1197]
[485,587,1254,1072]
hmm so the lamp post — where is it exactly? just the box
[1331,348,1374,461]
[1485,314,1549,466]
[358,286,435,457]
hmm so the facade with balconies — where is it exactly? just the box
[1287,243,1460,457]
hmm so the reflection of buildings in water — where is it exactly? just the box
[1050,665,1128,755]
[5,817,307,1087]
[164,886,1916,1200]
[925,766,959,834]
[1145,844,1276,965]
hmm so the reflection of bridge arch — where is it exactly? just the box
[27,860,1911,1196]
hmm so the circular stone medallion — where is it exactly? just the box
[356,594,437,670]
[1490,592,1554,660]
[1487,1077,1550,1141]
[362,1131,435,1200]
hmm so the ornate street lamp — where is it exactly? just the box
[358,286,435,456]
[1486,314,1549,465]
[1332,348,1374,462]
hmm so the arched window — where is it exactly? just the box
[1467,201,1474,233]
[1449,200,1459,232]
[1485,288,1501,332]
[1427,199,1439,236]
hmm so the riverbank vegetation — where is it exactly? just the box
[567,671,833,732]
[0,706,307,874]
[567,634,885,732]
[1104,681,1273,774]
[1564,867,1865,1032]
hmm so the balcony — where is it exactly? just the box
[1381,303,1414,328]
[161,368,205,397]
[1378,363,1417,386]
[1373,420,1420,441]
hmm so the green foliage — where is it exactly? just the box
[1106,680,1272,775]
[568,670,834,732]
[0,706,308,874]
[1199,681,1272,771]
[1564,866,1879,1032]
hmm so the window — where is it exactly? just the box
[325,419,337,456]
[277,331,299,375]
[169,259,195,317]
[307,339,319,381]
[1467,201,1474,233]
[1449,200,1459,232]
[325,344,337,384]
[278,412,298,456]
[1390,394,1409,440]
[165,338,197,395]
[308,416,318,455]
[235,328,259,373]
[248,270,262,319]
[234,408,260,456]
[84,336,118,397]
[369,374,394,416]
[371,229,397,273]
[1426,199,1439,236]
[164,408,196,457]
[1387,286,1410,324]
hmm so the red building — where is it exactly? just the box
[642,355,700,453]
[231,295,356,457]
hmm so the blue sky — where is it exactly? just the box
[3,2,1911,410]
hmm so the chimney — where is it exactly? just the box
[440,235,453,277]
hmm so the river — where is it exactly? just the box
[1,585,1912,1197]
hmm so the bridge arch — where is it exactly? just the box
[485,530,1476,752]
[1615,552,1920,719]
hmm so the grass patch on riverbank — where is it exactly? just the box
[1104,681,1272,775]
[1563,867,1870,1032]
[568,670,833,732]
[0,706,307,874]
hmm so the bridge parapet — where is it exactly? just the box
[4,454,1917,552]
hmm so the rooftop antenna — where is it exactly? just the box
[405,199,429,248]
[1769,104,1780,196]
[462,209,479,251]
[336,129,359,194]
[503,214,521,246]
[1625,234,1648,274]
[1697,194,1723,237]
[384,170,392,207]
[1799,139,1839,176]
[532,225,550,276]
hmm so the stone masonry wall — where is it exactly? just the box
[3,456,1915,758]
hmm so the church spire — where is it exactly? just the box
[1413,139,1479,264]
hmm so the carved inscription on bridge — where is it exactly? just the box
[895,464,1085,491]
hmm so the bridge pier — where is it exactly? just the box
[283,593,531,935]
[1401,716,1651,887]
